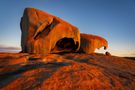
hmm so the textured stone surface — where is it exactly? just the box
[20,8,80,54]
[80,33,108,54]
[0,53,135,90]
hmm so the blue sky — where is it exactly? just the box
[0,0,135,56]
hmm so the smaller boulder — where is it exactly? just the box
[105,52,111,56]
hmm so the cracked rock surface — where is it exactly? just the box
[0,53,135,90]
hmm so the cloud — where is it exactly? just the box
[0,45,21,52]
[130,53,135,57]
[131,53,135,55]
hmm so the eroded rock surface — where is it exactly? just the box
[20,7,109,55]
[80,33,108,54]
[0,53,135,90]
[20,8,80,54]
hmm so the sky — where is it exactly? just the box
[0,0,135,57]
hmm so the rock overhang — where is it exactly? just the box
[20,7,80,54]
[20,7,108,54]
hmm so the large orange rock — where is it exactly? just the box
[20,8,80,54]
[79,33,108,54]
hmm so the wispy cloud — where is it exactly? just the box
[0,45,21,52]
[130,53,135,57]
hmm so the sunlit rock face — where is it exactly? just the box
[79,33,108,54]
[20,7,109,55]
[20,8,80,54]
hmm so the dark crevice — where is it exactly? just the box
[51,38,79,53]
[34,18,59,39]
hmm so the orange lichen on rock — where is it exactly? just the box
[0,53,135,90]
[80,33,108,54]
[20,8,80,54]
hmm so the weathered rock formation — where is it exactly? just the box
[20,8,80,54]
[20,7,108,54]
[0,53,135,90]
[80,33,108,54]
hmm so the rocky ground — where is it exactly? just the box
[0,53,135,90]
